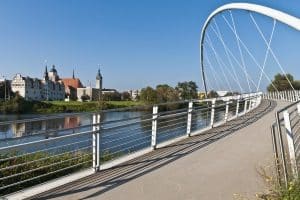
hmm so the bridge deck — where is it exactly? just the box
[30,100,288,200]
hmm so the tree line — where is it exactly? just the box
[139,81,198,104]
[267,73,300,92]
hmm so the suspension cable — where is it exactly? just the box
[206,34,233,93]
[222,13,283,98]
[229,10,252,92]
[249,12,295,91]
[212,19,244,93]
[209,20,259,91]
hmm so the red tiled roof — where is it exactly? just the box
[61,78,84,89]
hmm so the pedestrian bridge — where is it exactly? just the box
[0,92,297,200]
[2,2,300,199]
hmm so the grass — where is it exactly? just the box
[0,150,122,196]
[256,167,300,200]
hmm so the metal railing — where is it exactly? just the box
[0,92,262,197]
[263,90,300,102]
[271,100,300,187]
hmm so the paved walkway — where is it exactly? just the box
[32,100,288,200]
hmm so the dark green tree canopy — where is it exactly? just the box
[175,81,198,100]
[140,81,198,104]
[156,84,179,103]
[140,87,158,104]
[267,73,300,92]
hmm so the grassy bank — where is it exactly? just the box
[0,96,143,114]
[0,150,121,196]
[261,180,300,200]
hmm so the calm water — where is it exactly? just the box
[0,109,229,156]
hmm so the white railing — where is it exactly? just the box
[1,92,262,198]
[271,100,300,187]
[263,90,300,102]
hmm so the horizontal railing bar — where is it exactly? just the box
[157,115,188,125]
[101,134,152,152]
[158,108,189,116]
[0,130,93,151]
[0,123,94,142]
[107,140,150,158]
[157,120,188,131]
[102,118,153,131]
[101,113,153,125]
[0,138,92,162]
[158,124,187,136]
[101,130,152,145]
[101,123,153,139]
[0,160,91,191]
[0,153,91,181]
[0,146,91,171]
[158,111,188,120]
[157,126,187,140]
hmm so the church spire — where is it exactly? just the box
[96,67,102,80]
[44,65,49,81]
[72,69,75,79]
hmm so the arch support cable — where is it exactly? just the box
[204,52,222,91]
[209,21,258,91]
[212,18,244,93]
[206,34,233,93]
[249,12,295,91]
[206,31,244,93]
[229,10,252,92]
[256,18,276,92]
[222,14,283,98]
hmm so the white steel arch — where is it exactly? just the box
[201,3,300,95]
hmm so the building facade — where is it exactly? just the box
[11,65,65,101]
[77,69,103,101]
[61,70,84,100]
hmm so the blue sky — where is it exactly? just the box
[0,0,299,91]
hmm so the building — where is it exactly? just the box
[61,70,84,100]
[77,69,103,101]
[11,65,65,101]
[0,78,12,100]
[129,90,140,101]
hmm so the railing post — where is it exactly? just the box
[283,110,299,179]
[210,99,216,128]
[284,91,287,101]
[96,114,100,171]
[297,103,300,116]
[236,96,240,117]
[151,105,158,150]
[224,99,229,122]
[249,94,253,110]
[92,113,101,172]
[186,101,193,136]
[244,97,248,113]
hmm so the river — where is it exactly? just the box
[0,108,227,156]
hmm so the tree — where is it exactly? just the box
[102,92,121,101]
[175,81,198,100]
[140,87,157,104]
[0,80,13,100]
[121,92,131,101]
[207,90,218,98]
[156,84,179,103]
[267,73,299,91]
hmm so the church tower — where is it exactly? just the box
[44,65,49,81]
[48,65,59,82]
[96,68,102,90]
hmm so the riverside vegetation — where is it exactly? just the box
[0,95,142,114]
[0,81,200,114]
[0,150,120,195]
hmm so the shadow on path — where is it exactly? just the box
[30,100,277,200]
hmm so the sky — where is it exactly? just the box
[0,0,299,92]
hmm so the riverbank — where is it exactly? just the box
[0,97,143,114]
